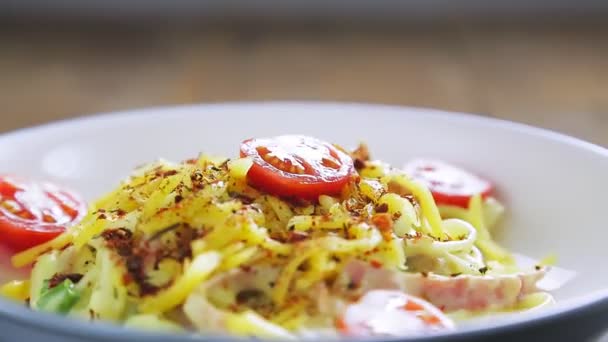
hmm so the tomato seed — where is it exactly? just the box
[1,200,21,213]
[403,300,424,311]
[321,157,341,170]
[42,214,57,223]
[420,314,441,325]
[261,152,306,174]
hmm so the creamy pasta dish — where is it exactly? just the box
[0,135,553,338]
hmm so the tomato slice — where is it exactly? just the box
[337,290,454,336]
[0,176,86,252]
[404,159,493,208]
[240,135,355,200]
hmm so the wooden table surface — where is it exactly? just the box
[1,22,607,146]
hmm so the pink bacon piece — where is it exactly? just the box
[339,260,547,311]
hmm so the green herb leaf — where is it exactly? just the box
[37,279,81,314]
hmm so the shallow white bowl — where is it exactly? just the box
[0,102,606,341]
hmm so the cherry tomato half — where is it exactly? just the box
[0,176,86,252]
[337,290,454,336]
[240,135,355,200]
[404,159,493,208]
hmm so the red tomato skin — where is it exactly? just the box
[0,176,86,252]
[336,290,454,337]
[404,159,494,208]
[240,136,355,200]
[243,161,352,200]
[429,189,492,208]
[0,217,65,252]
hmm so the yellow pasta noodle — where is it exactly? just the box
[139,251,221,313]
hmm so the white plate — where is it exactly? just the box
[0,102,607,341]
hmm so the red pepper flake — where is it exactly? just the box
[157,169,178,177]
[403,300,424,311]
[369,260,382,269]
[48,273,83,289]
[101,228,160,296]
[353,159,365,170]
[218,159,230,170]
[235,289,264,305]
[113,209,126,217]
[101,228,133,256]
[59,243,74,251]
[190,171,204,182]
[228,192,255,205]
[122,273,133,285]
[371,213,393,241]
[286,231,309,243]
[404,195,416,204]
[282,196,313,208]
[405,231,423,241]
[375,203,389,213]
[126,254,160,296]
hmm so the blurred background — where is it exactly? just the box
[1,1,607,146]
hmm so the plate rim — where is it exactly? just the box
[1,101,606,158]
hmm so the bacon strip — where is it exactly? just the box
[338,260,547,311]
